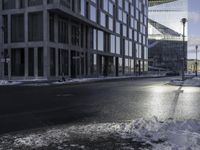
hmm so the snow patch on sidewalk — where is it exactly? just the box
[53,75,164,85]
[1,117,200,149]
[0,80,21,86]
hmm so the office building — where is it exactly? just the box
[0,0,148,80]
[148,0,188,72]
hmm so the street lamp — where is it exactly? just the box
[196,45,198,77]
[181,18,187,81]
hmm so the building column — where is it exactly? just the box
[69,50,71,77]
[24,47,28,78]
[43,2,50,79]
[7,48,11,80]
[54,14,58,43]
[55,48,59,77]
[0,3,3,79]
[7,14,11,80]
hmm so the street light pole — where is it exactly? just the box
[196,45,198,77]
[181,18,187,81]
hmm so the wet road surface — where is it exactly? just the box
[0,77,199,135]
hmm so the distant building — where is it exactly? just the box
[0,0,148,80]
[148,0,188,72]
[187,59,200,73]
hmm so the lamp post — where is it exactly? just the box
[181,18,187,81]
[196,45,198,77]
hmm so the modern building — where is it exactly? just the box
[148,0,188,72]
[0,0,148,80]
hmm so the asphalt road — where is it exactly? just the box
[0,77,200,135]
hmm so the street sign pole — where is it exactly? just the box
[196,45,198,77]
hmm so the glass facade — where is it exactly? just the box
[148,0,188,72]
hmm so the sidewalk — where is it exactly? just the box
[170,76,200,87]
[0,74,166,86]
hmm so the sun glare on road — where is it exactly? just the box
[147,85,177,93]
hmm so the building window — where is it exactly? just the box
[58,49,69,76]
[108,17,113,31]
[90,5,96,22]
[11,48,25,76]
[2,15,8,43]
[4,49,8,76]
[124,39,129,56]
[11,14,24,42]
[116,21,121,34]
[2,0,15,9]
[28,48,34,76]
[58,18,69,44]
[90,54,97,75]
[49,14,54,42]
[108,2,113,16]
[28,0,43,6]
[60,0,71,8]
[116,36,120,54]
[71,23,80,46]
[19,0,25,8]
[79,0,85,16]
[103,0,108,12]
[100,12,106,27]
[97,30,104,51]
[123,25,127,37]
[110,35,115,54]
[129,41,132,57]
[38,47,44,76]
[90,29,97,50]
[28,12,43,41]
[50,48,56,76]
[47,0,54,4]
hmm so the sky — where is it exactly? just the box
[188,0,200,59]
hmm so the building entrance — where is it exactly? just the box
[71,51,85,78]
[98,55,115,76]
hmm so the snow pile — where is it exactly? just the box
[170,79,184,86]
[0,80,21,86]
[1,118,200,149]
[170,78,200,87]
[184,79,200,86]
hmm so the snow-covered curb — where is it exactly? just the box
[1,117,200,149]
[0,75,165,86]
[53,75,165,85]
[170,77,200,87]
[0,80,21,86]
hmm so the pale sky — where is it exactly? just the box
[188,0,200,59]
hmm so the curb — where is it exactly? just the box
[19,75,167,86]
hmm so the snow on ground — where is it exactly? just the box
[0,74,165,86]
[53,74,164,85]
[1,117,200,149]
[0,80,21,86]
[170,77,200,87]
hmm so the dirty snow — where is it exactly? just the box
[54,74,164,85]
[170,77,200,87]
[0,80,21,86]
[1,117,200,149]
